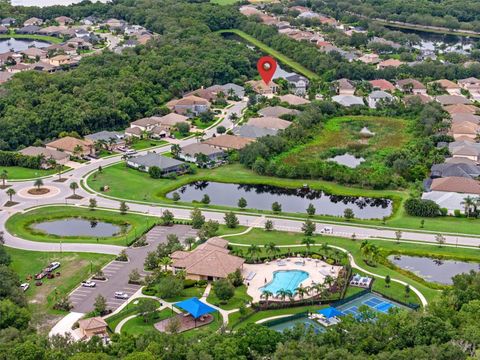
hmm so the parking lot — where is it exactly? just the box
[69,224,196,313]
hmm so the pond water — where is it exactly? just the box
[32,218,123,237]
[388,255,480,285]
[168,182,392,219]
[328,154,365,168]
[267,316,325,333]
[0,38,50,53]
[12,0,109,6]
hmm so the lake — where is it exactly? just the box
[32,218,123,237]
[168,182,392,219]
[388,255,480,285]
[0,38,50,53]
[12,0,109,6]
[328,154,365,168]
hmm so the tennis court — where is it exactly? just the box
[337,293,406,317]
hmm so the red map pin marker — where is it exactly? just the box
[257,56,277,85]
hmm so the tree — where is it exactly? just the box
[190,208,205,229]
[264,242,280,259]
[138,299,158,323]
[264,219,274,231]
[201,194,210,205]
[224,211,239,228]
[6,188,15,203]
[302,237,315,255]
[161,210,174,225]
[119,201,129,215]
[261,290,273,306]
[385,275,391,288]
[129,268,141,284]
[344,208,355,221]
[227,269,243,287]
[247,244,261,260]
[405,284,411,299]
[34,178,43,190]
[461,196,476,217]
[94,295,107,315]
[0,299,30,330]
[395,230,402,244]
[148,166,163,179]
[176,122,190,137]
[301,219,316,237]
[157,275,183,299]
[237,197,247,209]
[185,237,196,250]
[217,125,226,134]
[213,278,235,302]
[436,233,446,247]
[69,181,78,196]
[172,192,180,202]
[144,251,158,271]
[166,316,181,334]
[0,170,7,188]
[197,220,219,240]
[295,285,308,300]
[306,203,316,216]
[159,257,172,271]
[89,198,97,211]
[271,202,282,213]
[171,144,181,157]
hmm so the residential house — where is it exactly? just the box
[49,55,72,67]
[178,143,225,164]
[85,131,125,150]
[232,125,277,139]
[31,61,56,73]
[278,94,310,106]
[1,18,16,27]
[55,16,74,26]
[0,71,13,84]
[124,127,142,138]
[285,73,309,95]
[258,106,299,118]
[0,52,15,66]
[221,83,245,98]
[436,95,471,106]
[171,237,244,281]
[204,135,254,151]
[246,80,278,95]
[332,95,365,107]
[46,136,93,156]
[16,25,41,35]
[7,63,33,73]
[422,177,480,213]
[458,77,480,90]
[451,113,480,124]
[20,47,47,60]
[129,117,160,132]
[19,146,69,168]
[166,95,211,117]
[127,153,187,174]
[81,16,98,26]
[449,141,480,162]
[444,104,479,115]
[0,25,7,34]
[431,79,461,95]
[129,113,189,139]
[368,90,394,109]
[104,18,126,30]
[23,17,43,26]
[76,317,108,340]
[185,86,222,102]
[246,117,291,130]
[369,37,402,50]
[239,5,262,16]
[335,78,355,95]
[369,79,395,92]
[358,53,380,64]
[450,121,479,141]
[377,59,404,70]
[157,113,189,129]
[396,79,427,95]
[430,163,480,179]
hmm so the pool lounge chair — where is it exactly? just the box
[277,260,286,266]
[245,272,256,281]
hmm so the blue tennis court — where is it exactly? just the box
[337,293,406,317]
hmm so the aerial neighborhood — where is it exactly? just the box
[1,0,480,358]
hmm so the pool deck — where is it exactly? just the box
[243,257,342,302]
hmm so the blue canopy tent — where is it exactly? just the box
[175,298,217,327]
[318,307,344,319]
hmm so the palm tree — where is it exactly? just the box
[324,275,335,288]
[159,256,172,271]
[261,290,273,306]
[6,188,15,202]
[70,181,79,196]
[34,179,43,190]
[312,283,326,297]
[301,237,315,255]
[55,164,63,181]
[264,242,280,259]
[171,144,181,158]
[461,196,476,217]
[247,244,261,261]
[276,289,289,302]
[295,285,308,300]
[73,144,83,158]
[0,170,7,188]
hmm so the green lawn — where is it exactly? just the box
[164,286,206,303]
[5,206,156,246]
[218,29,320,80]
[130,139,168,151]
[207,285,252,310]
[0,166,64,180]
[7,247,113,327]
[0,32,63,44]
[121,308,172,336]
[106,298,161,331]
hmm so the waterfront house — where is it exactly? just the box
[178,143,225,164]
[204,135,254,151]
[127,153,187,174]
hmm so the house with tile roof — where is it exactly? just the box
[369,79,395,92]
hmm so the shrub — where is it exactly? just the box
[404,198,440,217]
[454,209,462,218]
[183,279,198,288]
[148,166,163,179]
[440,208,448,216]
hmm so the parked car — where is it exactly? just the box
[320,227,333,234]
[125,149,137,156]
[114,291,129,299]
[35,272,46,280]
[81,280,96,288]
[20,283,29,292]
[46,261,61,272]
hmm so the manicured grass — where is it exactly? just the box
[122,308,172,336]
[7,247,113,326]
[0,32,63,44]
[164,286,206,303]
[106,298,161,331]
[218,29,320,80]
[207,285,252,310]
[130,139,168,151]
[5,206,156,246]
[0,166,59,180]
[228,304,326,330]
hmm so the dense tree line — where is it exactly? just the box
[0,0,256,150]
[0,151,43,169]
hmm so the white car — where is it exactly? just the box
[81,281,96,288]
[125,149,137,156]
[320,227,333,234]
[114,291,129,299]
[20,283,30,292]
[48,261,61,272]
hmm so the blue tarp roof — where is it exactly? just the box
[318,307,344,318]
[176,298,216,319]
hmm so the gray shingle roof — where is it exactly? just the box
[232,125,278,139]
[128,153,185,170]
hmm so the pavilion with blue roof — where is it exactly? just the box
[175,298,217,327]
[318,307,344,319]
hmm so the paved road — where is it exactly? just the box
[69,225,195,313]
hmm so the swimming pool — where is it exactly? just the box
[261,270,309,295]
